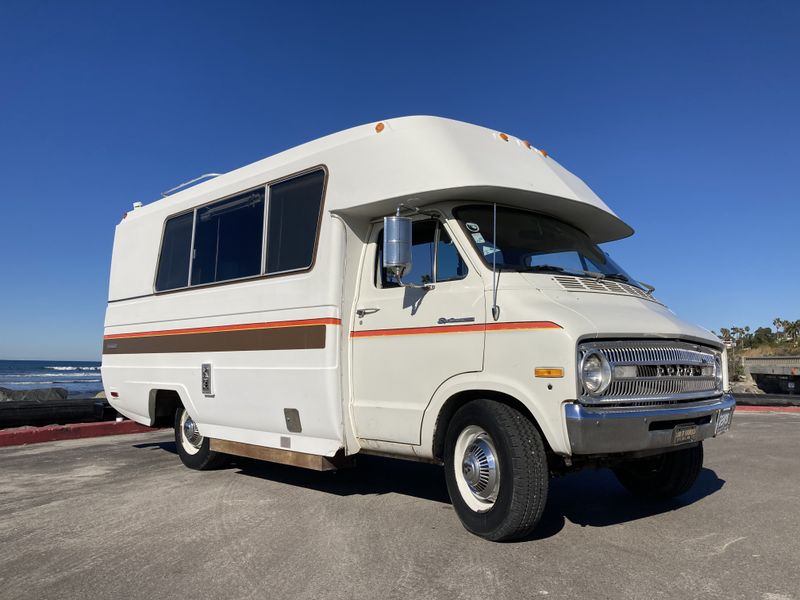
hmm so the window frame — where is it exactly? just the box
[154,210,195,293]
[151,165,328,295]
[373,217,469,290]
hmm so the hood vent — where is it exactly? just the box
[553,275,658,302]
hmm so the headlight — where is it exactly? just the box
[580,351,612,395]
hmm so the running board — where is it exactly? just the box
[210,438,353,471]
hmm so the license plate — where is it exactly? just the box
[715,408,733,435]
[672,424,698,445]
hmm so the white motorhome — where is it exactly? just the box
[102,116,734,541]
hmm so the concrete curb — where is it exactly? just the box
[0,421,157,448]
[736,405,800,414]
[733,393,800,408]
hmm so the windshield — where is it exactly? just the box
[453,205,641,287]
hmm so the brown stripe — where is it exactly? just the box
[104,317,341,340]
[103,324,326,354]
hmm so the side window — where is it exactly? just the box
[191,189,265,285]
[266,170,325,274]
[155,212,193,291]
[377,220,467,287]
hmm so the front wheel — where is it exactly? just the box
[174,407,228,470]
[612,443,703,499]
[443,400,549,542]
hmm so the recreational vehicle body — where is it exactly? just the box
[102,116,735,541]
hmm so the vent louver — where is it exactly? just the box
[553,275,657,302]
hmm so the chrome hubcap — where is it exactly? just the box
[462,436,499,501]
[454,425,500,512]
[182,413,202,449]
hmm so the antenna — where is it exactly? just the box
[161,173,223,198]
[491,202,500,321]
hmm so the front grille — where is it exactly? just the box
[578,340,722,406]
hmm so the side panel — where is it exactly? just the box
[102,215,346,457]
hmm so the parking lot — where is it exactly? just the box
[1,412,798,600]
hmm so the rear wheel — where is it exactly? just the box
[612,443,703,499]
[174,407,228,470]
[443,400,549,541]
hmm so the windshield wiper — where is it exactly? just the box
[521,265,567,273]
[603,273,630,283]
[520,265,606,280]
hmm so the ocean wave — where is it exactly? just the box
[45,366,101,371]
[3,373,101,378]
[2,380,101,385]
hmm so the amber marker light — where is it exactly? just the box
[535,367,564,378]
[522,140,532,149]
[375,122,385,133]
[498,132,509,141]
[539,149,548,157]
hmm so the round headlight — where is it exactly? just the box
[581,351,612,395]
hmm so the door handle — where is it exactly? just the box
[356,308,380,318]
[437,316,475,325]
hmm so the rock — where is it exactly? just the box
[0,387,69,402]
[730,381,763,395]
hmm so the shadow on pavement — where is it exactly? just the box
[134,442,725,541]
[522,466,725,541]
[133,440,178,455]
[236,454,451,505]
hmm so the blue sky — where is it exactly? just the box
[1,1,798,360]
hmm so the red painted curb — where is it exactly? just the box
[0,421,158,448]
[736,405,800,414]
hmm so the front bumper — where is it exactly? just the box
[564,394,735,455]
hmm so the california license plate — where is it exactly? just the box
[715,408,733,435]
[672,424,698,445]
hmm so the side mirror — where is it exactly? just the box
[383,215,412,279]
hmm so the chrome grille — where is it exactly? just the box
[578,340,722,406]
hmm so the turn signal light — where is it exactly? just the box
[535,367,564,378]
[375,122,385,133]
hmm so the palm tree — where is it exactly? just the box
[785,320,800,344]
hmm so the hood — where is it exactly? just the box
[498,273,722,349]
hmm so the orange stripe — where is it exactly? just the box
[351,321,561,338]
[485,321,561,331]
[104,317,341,340]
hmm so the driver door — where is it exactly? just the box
[351,218,485,445]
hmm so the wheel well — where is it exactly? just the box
[431,390,552,461]
[151,389,182,427]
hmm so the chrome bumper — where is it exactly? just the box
[564,394,735,455]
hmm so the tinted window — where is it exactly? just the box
[378,220,467,287]
[155,212,193,291]
[191,189,265,285]
[266,170,325,273]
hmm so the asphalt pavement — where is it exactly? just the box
[1,412,798,600]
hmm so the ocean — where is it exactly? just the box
[0,360,103,397]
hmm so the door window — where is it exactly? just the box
[377,220,468,287]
